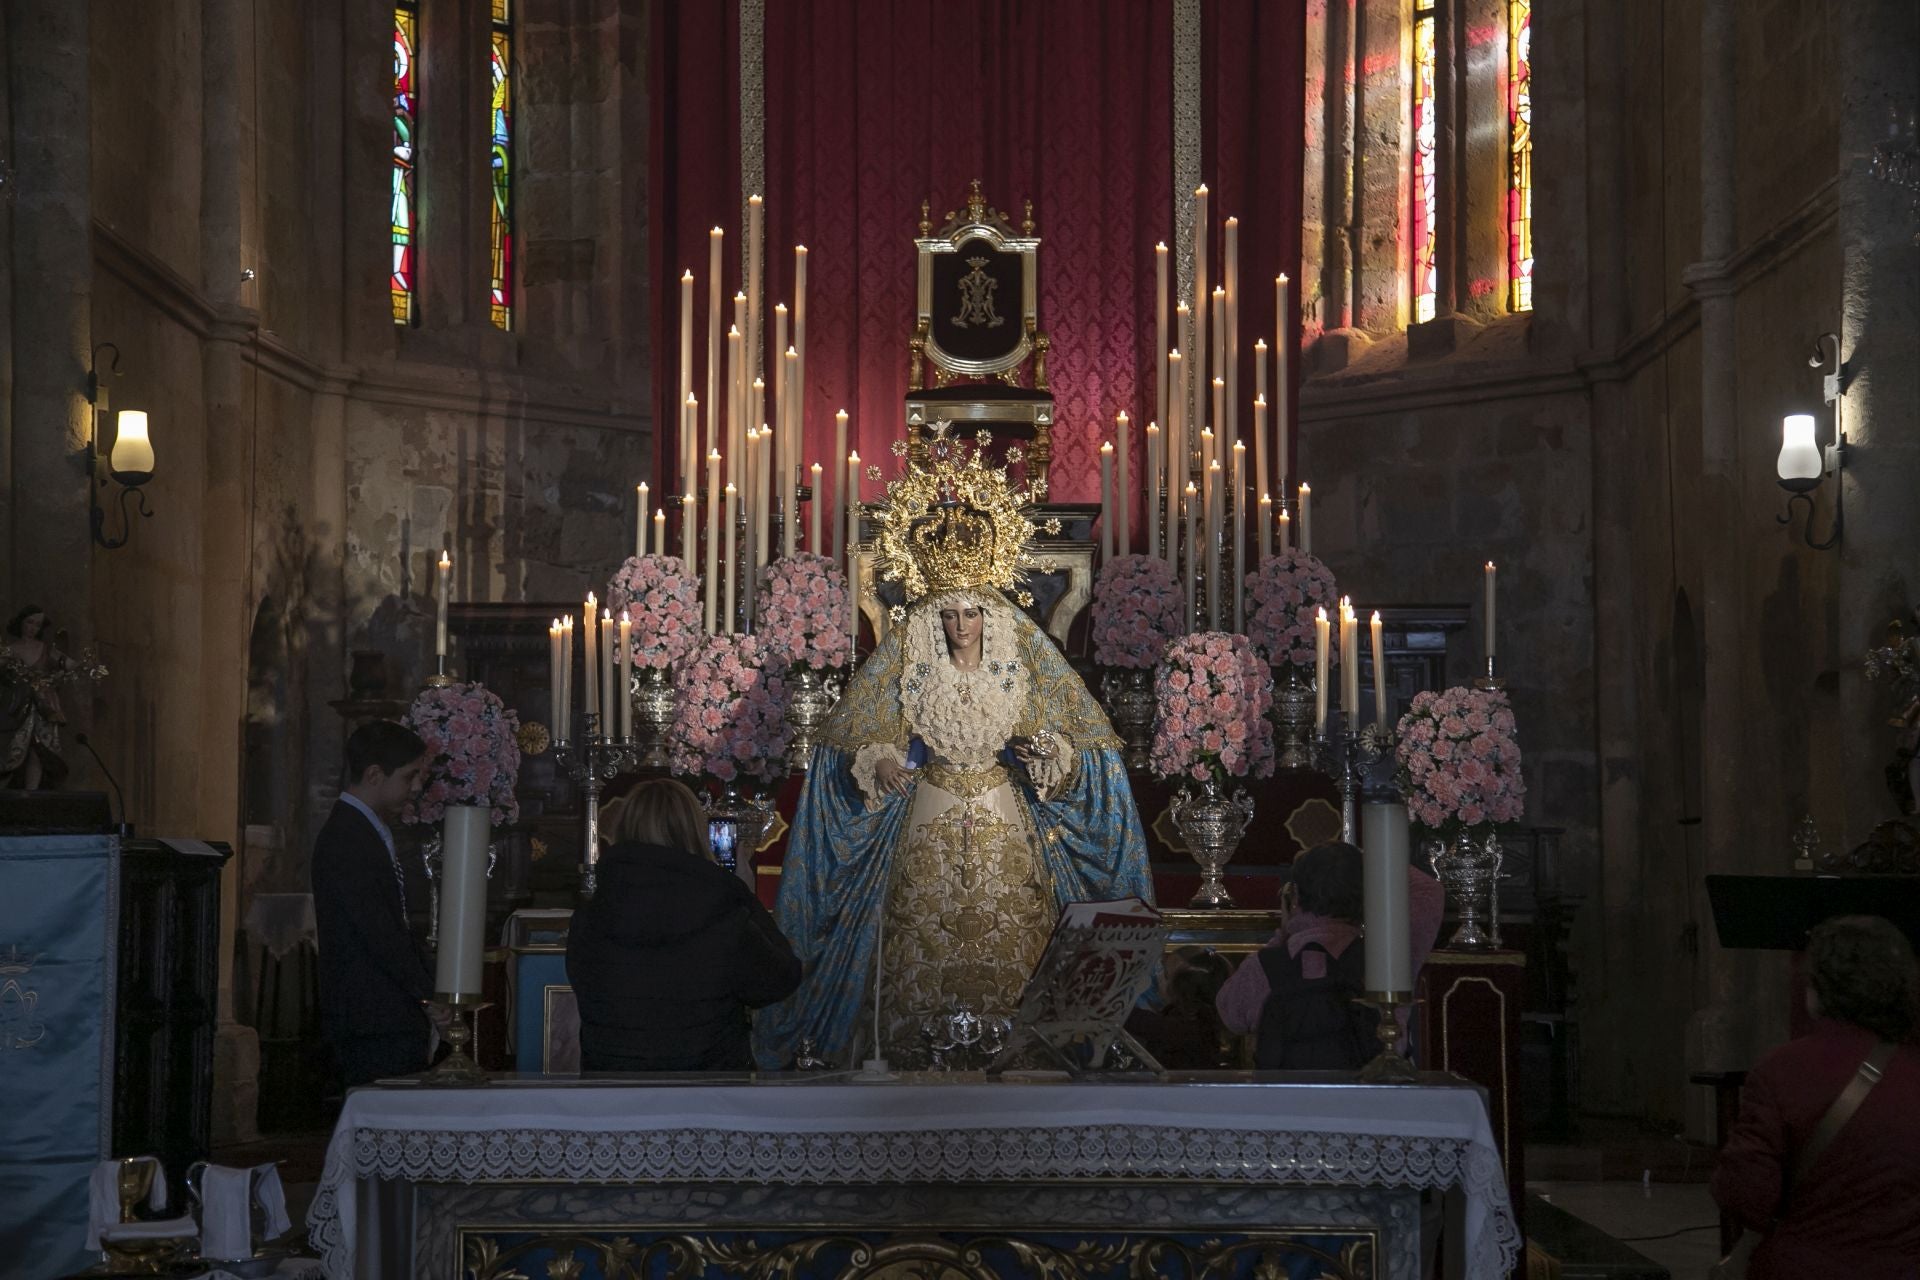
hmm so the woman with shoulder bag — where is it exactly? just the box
[1709,914,1920,1278]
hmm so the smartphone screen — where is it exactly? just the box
[709,819,738,873]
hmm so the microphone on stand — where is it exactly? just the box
[73,732,135,838]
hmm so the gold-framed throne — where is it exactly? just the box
[905,181,1054,490]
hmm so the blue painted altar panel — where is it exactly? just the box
[511,951,569,1071]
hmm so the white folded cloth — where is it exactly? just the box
[198,1162,293,1261]
[99,1214,197,1243]
[85,1156,170,1250]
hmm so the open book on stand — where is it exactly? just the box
[987,897,1169,1076]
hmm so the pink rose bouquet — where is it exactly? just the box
[669,633,792,784]
[1247,549,1339,668]
[1092,554,1185,669]
[1150,631,1276,785]
[401,681,522,826]
[606,554,702,670]
[1394,686,1526,835]
[754,552,854,672]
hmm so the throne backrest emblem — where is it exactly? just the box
[913,181,1043,384]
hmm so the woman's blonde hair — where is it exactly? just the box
[611,778,713,860]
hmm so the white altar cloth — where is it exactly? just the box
[308,1072,1520,1277]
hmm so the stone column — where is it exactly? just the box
[1836,0,1920,842]
[7,1,92,624]
[202,0,260,1145]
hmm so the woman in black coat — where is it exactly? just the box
[566,778,802,1071]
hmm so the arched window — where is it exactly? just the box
[1508,0,1533,312]
[391,1,419,326]
[489,0,515,331]
[1411,0,1439,324]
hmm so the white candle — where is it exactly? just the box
[1193,184,1209,446]
[681,395,698,550]
[1212,288,1228,449]
[682,491,695,565]
[559,615,573,741]
[1211,377,1225,475]
[435,550,451,658]
[846,450,861,582]
[435,804,490,996]
[1232,442,1246,632]
[1341,601,1360,722]
[1167,346,1186,569]
[635,483,648,560]
[704,450,721,631]
[1145,423,1162,560]
[783,347,799,557]
[1298,482,1312,556]
[1485,561,1498,658]
[723,483,739,633]
[618,611,633,742]
[756,425,772,575]
[582,594,599,735]
[1253,396,1269,557]
[1224,218,1239,459]
[725,324,743,489]
[1314,607,1330,732]
[1253,341,1269,502]
[706,228,722,464]
[1361,799,1413,991]
[547,619,561,741]
[1207,458,1223,630]
[1155,242,1170,456]
[809,462,823,550]
[600,608,615,731]
[678,268,694,437]
[746,194,763,388]
[1276,274,1292,494]
[1279,506,1292,551]
[1184,481,1199,629]
[654,508,666,558]
[772,306,788,498]
[1371,610,1389,733]
[1099,442,1115,561]
[832,409,849,558]
[1116,411,1131,554]
[793,247,808,483]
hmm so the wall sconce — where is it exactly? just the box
[83,343,157,550]
[1775,332,1846,551]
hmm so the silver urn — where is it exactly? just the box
[1168,777,1256,909]
[1427,830,1505,950]
[633,665,676,768]
[784,665,842,771]
[1099,666,1157,771]
[1272,662,1317,770]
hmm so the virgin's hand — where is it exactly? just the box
[874,757,914,797]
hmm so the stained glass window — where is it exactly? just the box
[1508,0,1534,311]
[392,2,418,325]
[489,0,513,330]
[1410,0,1438,324]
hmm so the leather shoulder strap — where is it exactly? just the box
[1789,1041,1898,1192]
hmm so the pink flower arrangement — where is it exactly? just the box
[669,633,792,784]
[754,552,854,672]
[1150,631,1276,785]
[1247,548,1339,668]
[401,681,522,826]
[1091,555,1185,669]
[1395,686,1526,834]
[606,554,702,670]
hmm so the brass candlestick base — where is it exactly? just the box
[422,992,490,1085]
[1472,655,1507,692]
[1356,990,1418,1084]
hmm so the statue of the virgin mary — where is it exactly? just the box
[754,430,1154,1070]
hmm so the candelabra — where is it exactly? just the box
[1354,991,1418,1084]
[553,713,643,897]
[421,991,491,1085]
[1311,712,1399,844]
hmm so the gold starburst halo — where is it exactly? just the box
[872,421,1048,608]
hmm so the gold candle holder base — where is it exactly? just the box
[1472,655,1507,692]
[1356,989,1418,1084]
[422,992,490,1085]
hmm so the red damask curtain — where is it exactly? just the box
[650,1,1303,535]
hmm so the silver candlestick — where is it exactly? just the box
[1312,712,1399,843]
[554,714,644,897]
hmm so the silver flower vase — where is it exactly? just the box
[1168,777,1256,909]
[1427,830,1505,950]
[784,665,842,771]
[634,665,676,768]
[1273,662,1317,769]
[1100,666,1156,771]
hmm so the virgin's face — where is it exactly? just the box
[940,605,983,656]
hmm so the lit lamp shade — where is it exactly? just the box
[110,410,155,484]
[1776,413,1822,492]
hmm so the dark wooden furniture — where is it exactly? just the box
[113,838,231,1190]
[1417,949,1528,1224]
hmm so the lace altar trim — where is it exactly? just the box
[308,1124,1520,1278]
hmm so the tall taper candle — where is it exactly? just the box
[1224,217,1239,457]
[1253,341,1269,501]
[1485,561,1497,658]
[1211,377,1226,476]
[678,268,694,435]
[771,306,788,485]
[1193,184,1209,446]
[600,608,615,732]
[1259,493,1273,560]
[1279,506,1292,551]
[1099,442,1115,562]
[1155,242,1170,451]
[560,615,573,741]
[1184,481,1199,629]
[581,594,599,734]
[1145,422,1162,559]
[1371,610,1389,733]
[1299,482,1313,556]
[1276,274,1292,493]
[548,620,562,743]
[846,451,861,579]
[436,804,490,996]
[1361,799,1413,991]
[1167,347,1185,569]
[809,462,823,550]
[746,195,763,382]
[723,483,738,633]
[1211,288,1228,448]
[832,410,849,558]
[1207,458,1223,630]
[782,348,799,557]
[756,425,772,579]
[1232,442,1247,631]
[435,550,451,658]
[1116,411,1131,553]
[704,450,721,631]
[1253,395,1270,556]
[653,508,666,557]
[793,246,808,464]
[725,324,743,487]
[682,491,695,565]
[1341,601,1360,721]
[1314,607,1330,732]
[681,395,698,549]
[706,229,722,463]
[618,611,633,742]
[635,483,648,560]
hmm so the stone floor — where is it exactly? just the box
[1530,1180,1722,1277]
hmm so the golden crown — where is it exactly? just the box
[872,423,1060,617]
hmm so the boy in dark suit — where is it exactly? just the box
[313,720,433,1086]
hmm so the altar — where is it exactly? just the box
[307,1074,1519,1279]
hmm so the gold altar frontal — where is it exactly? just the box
[310,1072,1520,1279]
